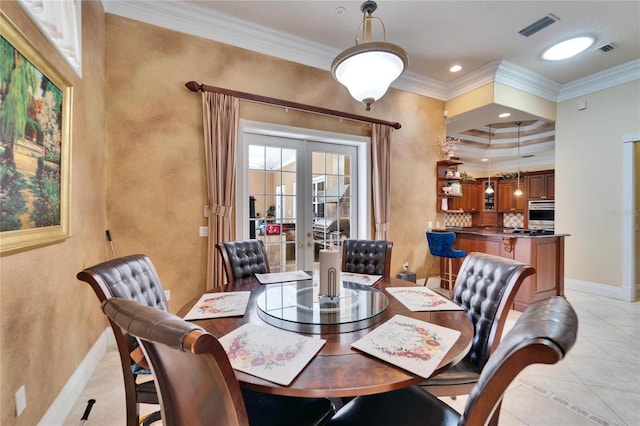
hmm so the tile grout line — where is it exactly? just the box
[516,378,622,426]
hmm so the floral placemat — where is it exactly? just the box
[340,272,382,286]
[255,270,312,284]
[182,292,251,320]
[219,323,326,386]
[351,314,461,378]
[386,287,464,311]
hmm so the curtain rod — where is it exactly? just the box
[185,81,402,130]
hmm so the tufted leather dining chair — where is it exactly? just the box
[326,296,578,426]
[419,252,535,399]
[217,239,270,282]
[101,297,336,426]
[341,240,393,278]
[77,254,166,426]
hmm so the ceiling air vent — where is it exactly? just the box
[598,43,615,52]
[519,14,558,37]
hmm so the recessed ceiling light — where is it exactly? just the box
[449,65,462,72]
[542,36,595,61]
[481,158,489,162]
[498,112,511,118]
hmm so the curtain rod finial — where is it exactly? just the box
[185,81,203,92]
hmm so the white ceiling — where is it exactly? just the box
[103,1,640,168]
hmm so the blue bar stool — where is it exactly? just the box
[425,231,467,291]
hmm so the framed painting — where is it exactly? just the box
[1,11,72,254]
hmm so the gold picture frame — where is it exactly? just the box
[1,11,72,254]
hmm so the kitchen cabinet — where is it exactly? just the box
[498,179,525,212]
[527,171,554,200]
[451,181,481,212]
[461,181,480,212]
[436,160,464,212]
[472,180,498,226]
[481,180,496,211]
[474,211,499,226]
[449,230,566,312]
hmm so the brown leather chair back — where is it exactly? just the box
[77,255,167,426]
[325,297,578,426]
[341,240,393,278]
[462,296,578,424]
[101,298,249,426]
[451,252,535,369]
[77,254,168,310]
[217,240,270,282]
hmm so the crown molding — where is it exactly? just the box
[445,61,502,100]
[102,0,335,70]
[103,0,639,104]
[393,71,448,100]
[494,60,562,102]
[557,59,640,102]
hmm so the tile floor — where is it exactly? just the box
[63,289,639,426]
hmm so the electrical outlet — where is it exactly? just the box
[164,290,171,301]
[203,205,209,217]
[199,226,208,237]
[15,386,26,417]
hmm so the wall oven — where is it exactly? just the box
[528,200,554,230]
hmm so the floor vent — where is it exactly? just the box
[598,43,615,52]
[519,15,557,37]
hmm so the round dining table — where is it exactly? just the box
[178,274,473,398]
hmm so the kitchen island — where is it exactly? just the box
[439,227,569,312]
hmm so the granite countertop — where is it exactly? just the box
[438,227,570,238]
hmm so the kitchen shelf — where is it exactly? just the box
[437,159,465,212]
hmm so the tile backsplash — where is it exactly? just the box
[502,213,524,228]
[445,213,472,227]
[443,212,524,228]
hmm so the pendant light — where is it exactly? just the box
[485,125,494,194]
[331,1,408,111]
[514,122,523,196]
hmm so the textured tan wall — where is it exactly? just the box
[0,1,107,425]
[105,14,444,310]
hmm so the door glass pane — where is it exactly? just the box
[244,133,359,272]
[312,151,352,263]
[249,145,297,272]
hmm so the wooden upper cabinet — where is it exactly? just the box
[498,179,525,212]
[459,181,481,212]
[527,172,554,200]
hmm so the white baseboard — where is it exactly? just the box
[38,328,113,425]
[423,276,637,302]
[565,278,638,302]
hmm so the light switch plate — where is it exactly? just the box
[15,386,26,416]
[199,226,208,237]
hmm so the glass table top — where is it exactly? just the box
[256,279,389,334]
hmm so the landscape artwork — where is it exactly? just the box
[1,12,72,254]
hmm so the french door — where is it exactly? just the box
[238,123,368,272]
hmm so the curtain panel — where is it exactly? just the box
[201,92,239,288]
[372,124,392,240]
